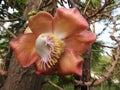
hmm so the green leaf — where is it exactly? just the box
[16,0,27,4]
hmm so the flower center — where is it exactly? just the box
[35,33,64,71]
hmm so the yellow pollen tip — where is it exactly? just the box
[46,63,51,68]
[49,60,53,66]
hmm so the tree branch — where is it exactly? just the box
[48,80,64,90]
[74,40,120,87]
[0,24,17,38]
[87,0,113,19]
[0,18,19,22]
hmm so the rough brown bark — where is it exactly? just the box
[1,0,45,90]
[81,48,91,90]
[74,47,91,90]
[1,56,44,90]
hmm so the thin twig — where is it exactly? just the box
[0,18,19,22]
[97,22,110,37]
[48,80,64,90]
[83,0,91,14]
[0,24,17,38]
[74,41,120,87]
[68,0,76,7]
[87,0,113,19]
[0,7,24,21]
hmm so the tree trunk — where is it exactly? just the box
[1,0,45,90]
[74,47,91,90]
[1,56,45,90]
[81,48,91,90]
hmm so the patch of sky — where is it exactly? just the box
[94,2,120,50]
[95,21,115,43]
[111,6,120,40]
[93,20,117,55]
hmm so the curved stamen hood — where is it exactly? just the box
[35,33,64,71]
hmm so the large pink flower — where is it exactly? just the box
[9,8,96,76]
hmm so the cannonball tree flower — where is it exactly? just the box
[9,8,96,76]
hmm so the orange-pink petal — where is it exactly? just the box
[28,11,53,35]
[53,8,88,39]
[58,48,83,76]
[9,34,40,67]
[64,30,96,53]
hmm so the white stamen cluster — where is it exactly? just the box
[35,33,64,71]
